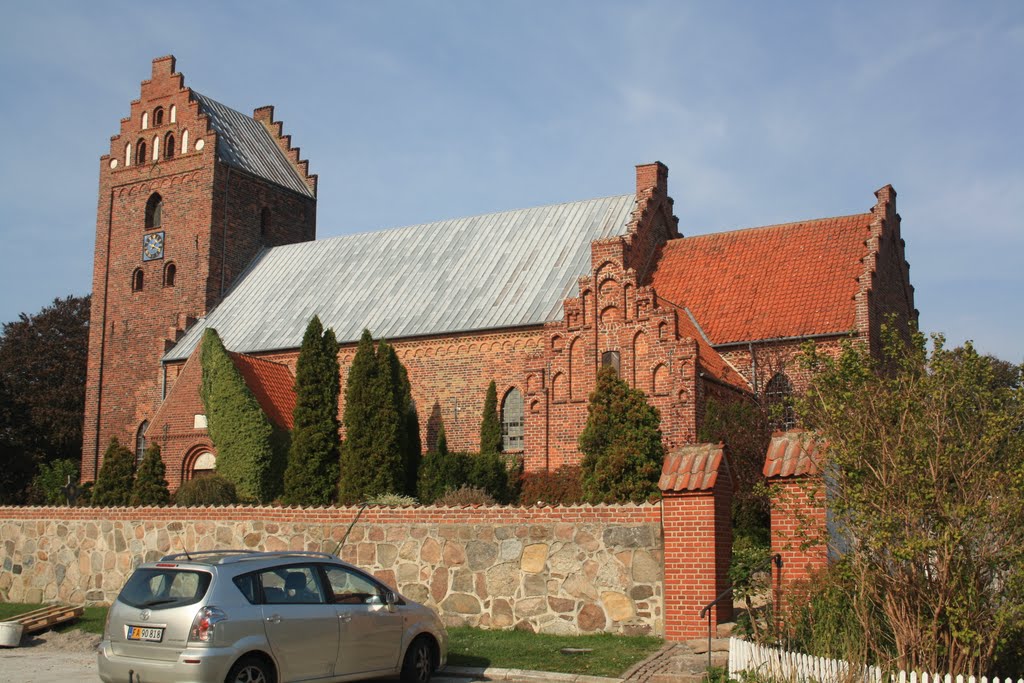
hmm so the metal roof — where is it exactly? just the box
[165,194,636,360]
[193,92,314,198]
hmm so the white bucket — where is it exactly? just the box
[0,621,24,647]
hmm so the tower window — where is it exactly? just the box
[501,387,524,452]
[125,142,132,167]
[601,351,621,376]
[132,268,144,292]
[163,262,176,287]
[765,372,797,430]
[141,111,148,130]
[181,129,189,155]
[164,132,175,159]
[145,193,162,229]
[169,105,176,123]
[136,421,149,465]
[136,139,147,165]
[153,107,164,126]
[152,135,159,161]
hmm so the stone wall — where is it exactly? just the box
[0,503,663,636]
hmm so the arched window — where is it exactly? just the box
[169,105,176,123]
[260,207,271,240]
[135,421,149,464]
[601,351,620,376]
[163,262,176,287]
[141,111,148,130]
[765,372,796,430]
[152,135,159,161]
[132,268,144,292]
[181,129,188,155]
[501,388,524,452]
[136,139,147,165]
[153,107,164,126]
[164,133,175,159]
[125,142,132,167]
[191,451,216,479]
[145,193,162,229]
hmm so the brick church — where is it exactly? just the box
[82,56,917,490]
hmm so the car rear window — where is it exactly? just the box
[118,569,212,610]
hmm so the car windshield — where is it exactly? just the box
[118,568,212,610]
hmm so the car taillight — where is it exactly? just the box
[188,607,227,644]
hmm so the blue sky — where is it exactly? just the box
[1,1,1021,361]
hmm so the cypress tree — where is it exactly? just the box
[200,328,278,503]
[579,365,665,504]
[418,422,454,504]
[479,380,502,454]
[338,331,402,503]
[398,363,422,496]
[92,438,135,506]
[284,317,340,505]
[130,443,170,506]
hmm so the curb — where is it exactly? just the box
[442,664,623,682]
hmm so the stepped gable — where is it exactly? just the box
[228,353,296,431]
[651,213,873,345]
[192,92,315,198]
[165,194,637,360]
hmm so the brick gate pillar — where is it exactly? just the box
[659,443,733,640]
[763,431,828,622]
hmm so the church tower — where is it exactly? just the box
[82,56,317,482]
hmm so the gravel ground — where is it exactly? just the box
[0,630,101,682]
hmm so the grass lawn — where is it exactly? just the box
[447,626,663,677]
[0,603,662,677]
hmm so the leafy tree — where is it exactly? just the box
[0,295,90,503]
[479,380,502,454]
[200,328,279,503]
[338,331,403,503]
[28,458,80,505]
[578,365,665,503]
[284,317,340,505]
[91,438,135,506]
[798,327,1024,674]
[130,443,170,506]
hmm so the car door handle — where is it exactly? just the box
[338,614,352,623]
[265,615,282,624]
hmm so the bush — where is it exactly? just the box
[518,465,584,505]
[28,458,80,505]
[479,380,502,454]
[468,450,511,503]
[435,485,496,507]
[364,493,417,506]
[131,443,170,506]
[174,475,238,506]
[92,438,135,506]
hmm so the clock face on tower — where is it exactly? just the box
[142,232,165,261]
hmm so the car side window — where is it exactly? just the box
[259,565,327,605]
[322,565,385,605]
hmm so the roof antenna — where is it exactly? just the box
[332,501,370,557]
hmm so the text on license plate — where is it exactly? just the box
[126,625,164,642]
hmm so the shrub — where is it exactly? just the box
[417,423,465,503]
[174,475,238,506]
[518,465,584,505]
[435,485,496,507]
[130,443,170,506]
[28,458,80,505]
[364,493,418,506]
[91,438,135,506]
[468,450,511,503]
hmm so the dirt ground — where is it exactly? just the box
[0,629,101,682]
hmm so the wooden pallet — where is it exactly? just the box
[9,604,84,634]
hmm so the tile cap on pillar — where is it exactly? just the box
[763,429,824,478]
[659,442,726,492]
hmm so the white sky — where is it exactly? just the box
[0,1,1021,361]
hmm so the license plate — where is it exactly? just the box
[126,625,164,642]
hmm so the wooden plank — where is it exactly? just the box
[10,604,84,634]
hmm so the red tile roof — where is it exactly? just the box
[762,430,824,478]
[229,353,296,431]
[673,306,750,392]
[651,214,872,345]
[659,442,727,492]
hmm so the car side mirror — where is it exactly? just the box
[382,589,397,613]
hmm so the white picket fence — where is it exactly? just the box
[728,637,1023,683]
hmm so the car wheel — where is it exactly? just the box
[400,637,434,683]
[226,655,276,683]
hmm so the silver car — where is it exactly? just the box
[98,550,447,683]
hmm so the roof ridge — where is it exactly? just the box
[680,212,872,241]
[267,193,637,247]
[228,351,292,370]
[190,90,252,122]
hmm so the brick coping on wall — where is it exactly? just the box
[0,503,663,524]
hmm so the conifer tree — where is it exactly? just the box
[338,331,403,503]
[579,366,664,503]
[284,317,340,505]
[91,438,135,506]
[418,422,460,503]
[398,363,422,496]
[479,380,502,454]
[130,443,170,506]
[200,328,279,503]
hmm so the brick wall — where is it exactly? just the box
[769,476,827,599]
[0,504,664,636]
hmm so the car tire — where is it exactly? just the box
[226,654,276,683]
[400,637,434,683]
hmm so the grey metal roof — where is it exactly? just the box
[193,92,314,198]
[165,194,636,360]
